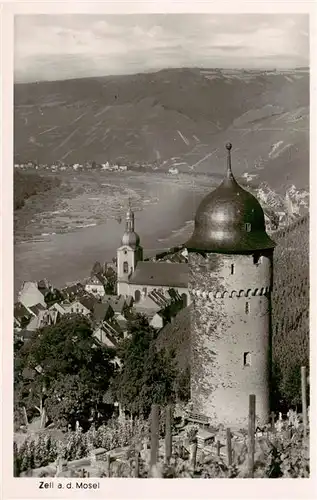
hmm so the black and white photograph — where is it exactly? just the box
[5,5,311,488]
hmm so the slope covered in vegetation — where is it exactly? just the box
[271,215,309,406]
[14,170,61,210]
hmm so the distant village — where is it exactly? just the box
[14,159,181,175]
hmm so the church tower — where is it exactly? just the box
[117,201,143,295]
[185,143,275,428]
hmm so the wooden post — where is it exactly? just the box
[190,441,198,470]
[216,440,221,457]
[165,404,172,465]
[301,366,307,437]
[22,406,28,427]
[226,428,232,467]
[107,454,111,478]
[134,451,140,478]
[248,394,256,478]
[150,404,159,472]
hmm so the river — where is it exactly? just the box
[14,171,217,294]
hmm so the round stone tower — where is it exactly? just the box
[185,143,275,429]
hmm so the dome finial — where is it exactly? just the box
[225,142,233,179]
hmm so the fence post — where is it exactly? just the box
[226,428,232,467]
[107,454,111,478]
[150,404,160,474]
[22,406,28,427]
[301,366,307,438]
[190,441,198,470]
[134,451,140,478]
[165,404,172,465]
[248,394,256,478]
[216,440,221,457]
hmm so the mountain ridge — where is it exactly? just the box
[14,67,309,193]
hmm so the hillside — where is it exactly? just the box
[156,214,309,406]
[14,68,309,193]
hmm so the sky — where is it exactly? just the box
[14,14,309,83]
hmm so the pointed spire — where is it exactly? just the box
[126,197,134,232]
[225,142,234,179]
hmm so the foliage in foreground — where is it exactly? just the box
[14,315,117,430]
[110,314,179,418]
[14,416,309,478]
[14,418,149,475]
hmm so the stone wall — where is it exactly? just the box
[188,250,273,429]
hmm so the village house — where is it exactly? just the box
[14,303,33,330]
[93,320,124,349]
[26,309,59,332]
[84,274,107,298]
[18,282,47,309]
[92,302,114,324]
[63,300,91,317]
[168,167,179,175]
[61,283,86,302]
[28,303,47,317]
[49,302,67,316]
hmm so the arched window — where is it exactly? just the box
[243,352,251,367]
[181,293,188,307]
[123,261,129,273]
[134,290,141,302]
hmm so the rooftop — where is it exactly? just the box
[186,143,275,254]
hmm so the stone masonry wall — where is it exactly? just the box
[189,251,273,429]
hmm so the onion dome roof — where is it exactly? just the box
[185,143,275,253]
[122,231,140,248]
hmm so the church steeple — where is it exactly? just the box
[121,199,140,248]
[117,198,143,294]
[125,197,135,233]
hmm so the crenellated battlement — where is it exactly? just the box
[190,286,271,300]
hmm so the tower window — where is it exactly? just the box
[243,352,251,367]
[124,250,127,255]
[245,302,250,314]
[245,223,251,232]
[230,264,234,275]
[123,261,129,273]
[253,253,262,265]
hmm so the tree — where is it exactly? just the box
[91,261,102,277]
[44,288,64,307]
[174,365,190,402]
[112,314,177,417]
[14,315,117,429]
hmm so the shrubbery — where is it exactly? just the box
[272,215,309,408]
[14,170,61,210]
